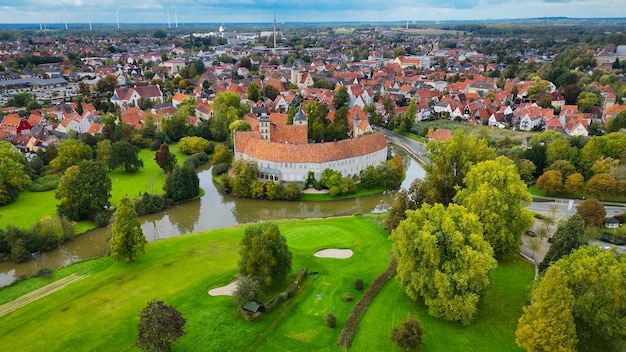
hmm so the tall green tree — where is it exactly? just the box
[163,162,199,202]
[605,110,626,133]
[95,139,113,170]
[238,222,292,289]
[246,82,260,102]
[262,84,280,100]
[516,266,578,352]
[0,141,31,205]
[137,300,186,352]
[109,195,146,263]
[423,130,495,205]
[545,139,578,166]
[210,91,249,142]
[392,203,497,325]
[586,173,617,200]
[538,215,587,272]
[454,156,533,259]
[333,86,350,109]
[110,141,144,172]
[56,160,112,221]
[50,139,93,172]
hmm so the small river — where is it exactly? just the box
[0,148,424,288]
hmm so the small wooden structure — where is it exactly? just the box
[242,301,264,313]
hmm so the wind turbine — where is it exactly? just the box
[116,8,120,29]
[63,10,68,30]
[88,12,92,30]
[174,11,178,28]
[39,14,43,31]
[167,11,171,28]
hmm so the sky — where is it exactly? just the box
[0,0,624,25]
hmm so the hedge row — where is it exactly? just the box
[337,254,397,348]
[265,268,308,313]
[237,305,262,322]
[183,152,209,168]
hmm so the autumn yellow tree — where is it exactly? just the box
[536,170,563,194]
[392,203,497,325]
[586,173,617,200]
[564,173,584,194]
[454,156,533,259]
[516,266,578,352]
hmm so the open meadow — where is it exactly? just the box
[0,215,535,351]
[0,144,187,232]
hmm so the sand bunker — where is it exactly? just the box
[208,280,238,296]
[314,249,353,259]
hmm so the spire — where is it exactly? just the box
[273,11,277,54]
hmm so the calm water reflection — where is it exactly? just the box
[0,150,424,287]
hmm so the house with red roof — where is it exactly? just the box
[0,114,32,137]
[111,85,163,109]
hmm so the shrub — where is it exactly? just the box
[178,136,213,154]
[237,304,262,322]
[342,293,355,302]
[211,162,230,176]
[295,268,308,285]
[264,296,283,313]
[325,313,337,328]
[354,277,364,291]
[285,283,299,299]
[36,268,53,278]
[94,211,111,228]
[279,292,289,301]
[233,275,262,305]
[29,174,61,192]
[184,152,209,168]
[390,315,425,351]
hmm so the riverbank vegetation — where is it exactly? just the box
[0,215,534,351]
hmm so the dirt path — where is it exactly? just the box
[0,273,87,318]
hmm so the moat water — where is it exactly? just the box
[0,148,425,288]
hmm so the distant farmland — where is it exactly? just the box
[393,28,465,35]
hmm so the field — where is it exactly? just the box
[0,215,535,351]
[392,28,465,36]
[0,144,188,232]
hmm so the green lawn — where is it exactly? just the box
[0,144,188,231]
[411,120,534,144]
[0,216,392,351]
[351,257,535,352]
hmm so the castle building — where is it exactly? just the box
[234,109,387,183]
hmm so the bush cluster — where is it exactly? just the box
[359,157,404,190]
[183,152,209,169]
[29,174,61,192]
[0,216,75,262]
[211,162,230,176]
[237,304,262,322]
[134,192,169,216]
[342,293,355,302]
[338,255,398,348]
[263,268,307,314]
[325,313,337,328]
[354,277,364,291]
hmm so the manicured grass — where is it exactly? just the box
[351,257,535,352]
[0,144,188,231]
[300,185,389,202]
[0,216,392,351]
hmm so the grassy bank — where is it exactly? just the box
[0,144,188,231]
[0,216,392,351]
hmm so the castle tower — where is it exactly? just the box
[352,109,360,137]
[259,114,270,140]
[293,109,307,127]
